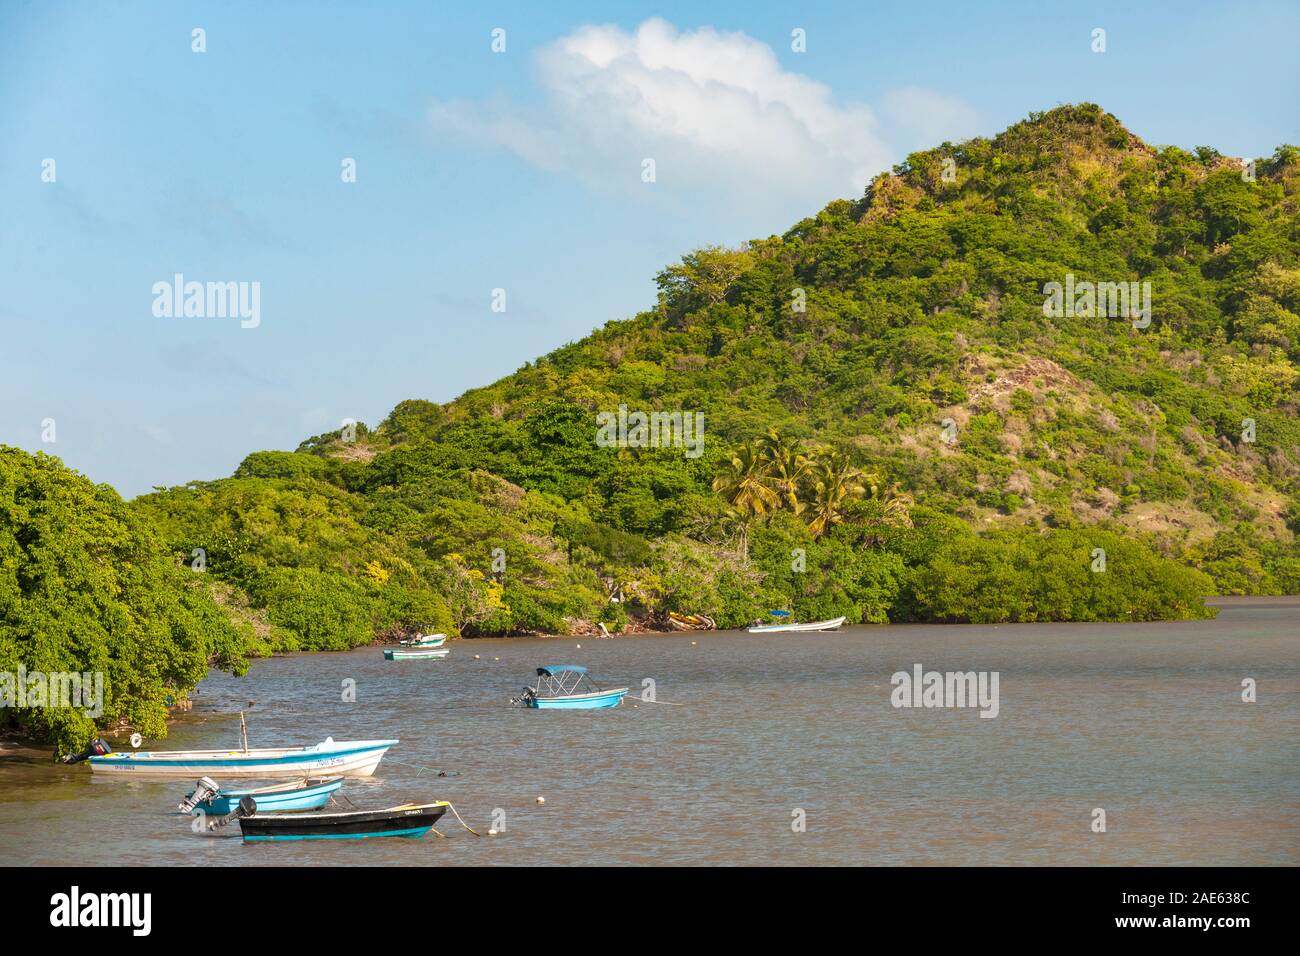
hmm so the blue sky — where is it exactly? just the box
[2,0,1297,497]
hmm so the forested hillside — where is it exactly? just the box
[5,104,1299,749]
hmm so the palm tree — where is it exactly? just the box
[805,449,866,538]
[759,429,809,513]
[879,485,914,529]
[851,473,914,545]
[712,442,779,561]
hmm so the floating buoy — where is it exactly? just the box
[691,641,697,646]
[575,643,581,649]
[488,828,498,836]
[494,657,500,661]
[474,655,481,660]
[536,796,545,804]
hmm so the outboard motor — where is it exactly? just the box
[207,796,257,833]
[61,737,111,764]
[178,776,222,813]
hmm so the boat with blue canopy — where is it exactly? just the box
[513,665,628,709]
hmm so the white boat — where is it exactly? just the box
[385,646,449,660]
[400,633,446,647]
[86,737,398,778]
[746,615,847,634]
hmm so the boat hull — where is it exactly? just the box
[240,803,448,841]
[190,778,343,815]
[527,687,628,709]
[747,615,847,633]
[384,647,448,660]
[88,740,397,778]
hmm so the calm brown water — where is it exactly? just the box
[2,599,1297,865]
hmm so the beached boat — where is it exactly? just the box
[179,776,343,815]
[400,633,446,647]
[237,800,449,841]
[384,645,449,660]
[746,612,847,634]
[667,612,714,631]
[513,665,628,709]
[86,737,398,778]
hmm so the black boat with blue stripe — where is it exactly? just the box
[220,796,449,841]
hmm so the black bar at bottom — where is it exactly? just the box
[10,866,1284,941]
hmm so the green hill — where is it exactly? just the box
[137,103,1300,637]
[6,104,1299,749]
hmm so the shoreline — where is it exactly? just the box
[389,593,1296,644]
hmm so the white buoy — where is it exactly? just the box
[474,654,481,660]
[576,643,581,649]
[488,828,498,836]
[536,796,545,804]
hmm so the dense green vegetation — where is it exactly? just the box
[0,448,247,749]
[5,105,1298,751]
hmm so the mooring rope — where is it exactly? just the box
[627,697,683,706]
[445,801,481,836]
[380,757,461,777]
[431,801,481,838]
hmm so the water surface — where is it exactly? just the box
[2,599,1296,865]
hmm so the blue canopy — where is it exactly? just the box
[537,665,587,676]
[768,610,791,617]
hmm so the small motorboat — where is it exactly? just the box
[746,612,847,633]
[384,645,449,660]
[513,665,628,709]
[234,799,449,841]
[179,776,343,815]
[400,633,446,647]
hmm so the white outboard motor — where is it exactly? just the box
[178,776,222,813]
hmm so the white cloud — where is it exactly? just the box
[429,19,980,209]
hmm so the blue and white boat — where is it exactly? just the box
[179,776,343,815]
[514,665,628,709]
[87,736,398,778]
